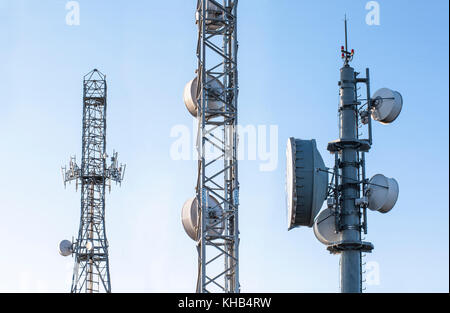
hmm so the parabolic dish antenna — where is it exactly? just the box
[367,174,399,214]
[182,195,224,241]
[195,0,225,31]
[286,138,329,229]
[59,240,73,257]
[372,88,403,124]
[183,76,224,118]
[313,208,342,245]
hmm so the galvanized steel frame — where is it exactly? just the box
[63,69,124,293]
[196,0,240,293]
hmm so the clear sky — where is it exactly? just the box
[0,0,448,293]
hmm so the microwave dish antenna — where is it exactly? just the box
[183,75,224,117]
[182,196,224,241]
[313,209,342,245]
[367,174,399,214]
[59,240,73,257]
[371,88,403,124]
[195,0,225,31]
[286,138,328,229]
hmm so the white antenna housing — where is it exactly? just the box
[313,208,342,245]
[182,196,224,241]
[372,88,403,124]
[195,0,225,31]
[183,76,224,117]
[367,174,399,213]
[286,138,329,229]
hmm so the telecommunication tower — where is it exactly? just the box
[181,0,240,293]
[59,69,125,293]
[286,19,403,293]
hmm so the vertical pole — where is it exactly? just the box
[339,64,362,293]
[361,152,368,235]
[88,183,94,293]
[366,68,373,145]
[228,0,240,294]
[223,0,230,293]
[344,17,348,53]
[200,0,207,294]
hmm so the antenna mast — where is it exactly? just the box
[328,19,372,292]
[197,0,239,293]
[60,69,125,293]
[286,18,402,293]
[182,0,240,293]
[328,19,401,292]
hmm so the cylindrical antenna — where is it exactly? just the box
[344,15,348,53]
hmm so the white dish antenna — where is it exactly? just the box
[183,75,224,118]
[59,240,73,257]
[313,208,342,245]
[286,138,329,229]
[196,0,225,31]
[182,195,224,241]
[372,88,403,124]
[367,174,399,214]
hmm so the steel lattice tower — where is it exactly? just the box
[61,69,125,293]
[195,0,240,293]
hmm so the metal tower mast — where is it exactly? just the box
[196,0,240,293]
[61,69,125,293]
[327,19,374,293]
[287,17,401,294]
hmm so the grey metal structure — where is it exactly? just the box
[286,138,328,229]
[61,69,125,293]
[194,0,240,293]
[287,19,401,293]
[326,20,378,292]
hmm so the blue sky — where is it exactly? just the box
[0,0,448,292]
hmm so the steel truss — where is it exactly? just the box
[195,0,240,293]
[63,69,125,293]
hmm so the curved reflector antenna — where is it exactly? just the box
[286,138,329,229]
[372,88,403,124]
[59,240,73,257]
[367,174,399,214]
[313,208,342,245]
[183,76,224,117]
[181,195,224,241]
[195,0,225,31]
